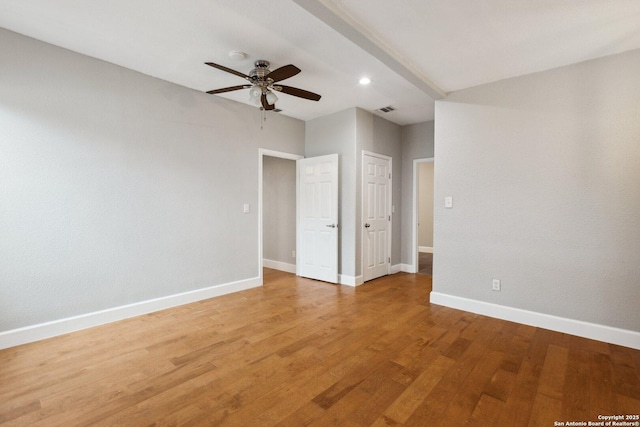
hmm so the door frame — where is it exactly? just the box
[361,150,392,283]
[258,148,304,284]
[412,157,434,273]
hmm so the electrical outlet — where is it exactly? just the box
[292,250,296,258]
[445,196,453,208]
[492,279,501,291]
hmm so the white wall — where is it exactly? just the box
[0,29,304,335]
[263,156,296,268]
[433,49,640,336]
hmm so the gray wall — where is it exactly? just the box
[0,29,305,332]
[358,112,403,270]
[306,108,403,280]
[433,49,640,331]
[400,121,435,266]
[305,108,356,278]
[263,156,296,265]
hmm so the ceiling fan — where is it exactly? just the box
[204,60,321,110]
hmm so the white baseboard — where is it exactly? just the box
[0,276,262,350]
[263,259,296,274]
[430,292,640,350]
[398,263,416,273]
[340,274,364,287]
[344,265,411,284]
[344,266,410,284]
[419,246,433,253]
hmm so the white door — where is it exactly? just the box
[363,152,391,282]
[297,154,339,283]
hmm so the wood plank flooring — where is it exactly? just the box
[417,252,432,276]
[1,269,639,426]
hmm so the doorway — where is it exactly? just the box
[413,158,434,276]
[259,149,303,282]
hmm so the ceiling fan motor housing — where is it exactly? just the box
[250,60,271,83]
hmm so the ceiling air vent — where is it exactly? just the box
[377,106,395,113]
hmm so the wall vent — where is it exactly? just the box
[377,106,396,113]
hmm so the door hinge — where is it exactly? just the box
[389,173,391,179]
[388,257,391,263]
[388,215,391,221]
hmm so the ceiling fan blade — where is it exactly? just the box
[205,62,250,80]
[276,85,321,101]
[261,93,275,110]
[268,64,301,82]
[206,85,252,94]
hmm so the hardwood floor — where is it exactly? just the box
[417,252,432,276]
[1,269,639,426]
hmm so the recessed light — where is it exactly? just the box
[359,77,371,85]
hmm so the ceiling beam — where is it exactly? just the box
[293,0,446,100]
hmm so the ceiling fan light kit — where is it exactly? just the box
[249,86,262,105]
[265,91,278,105]
[205,59,321,112]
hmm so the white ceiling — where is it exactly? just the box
[1,0,639,125]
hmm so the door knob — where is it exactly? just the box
[326,224,336,228]
[364,223,371,228]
